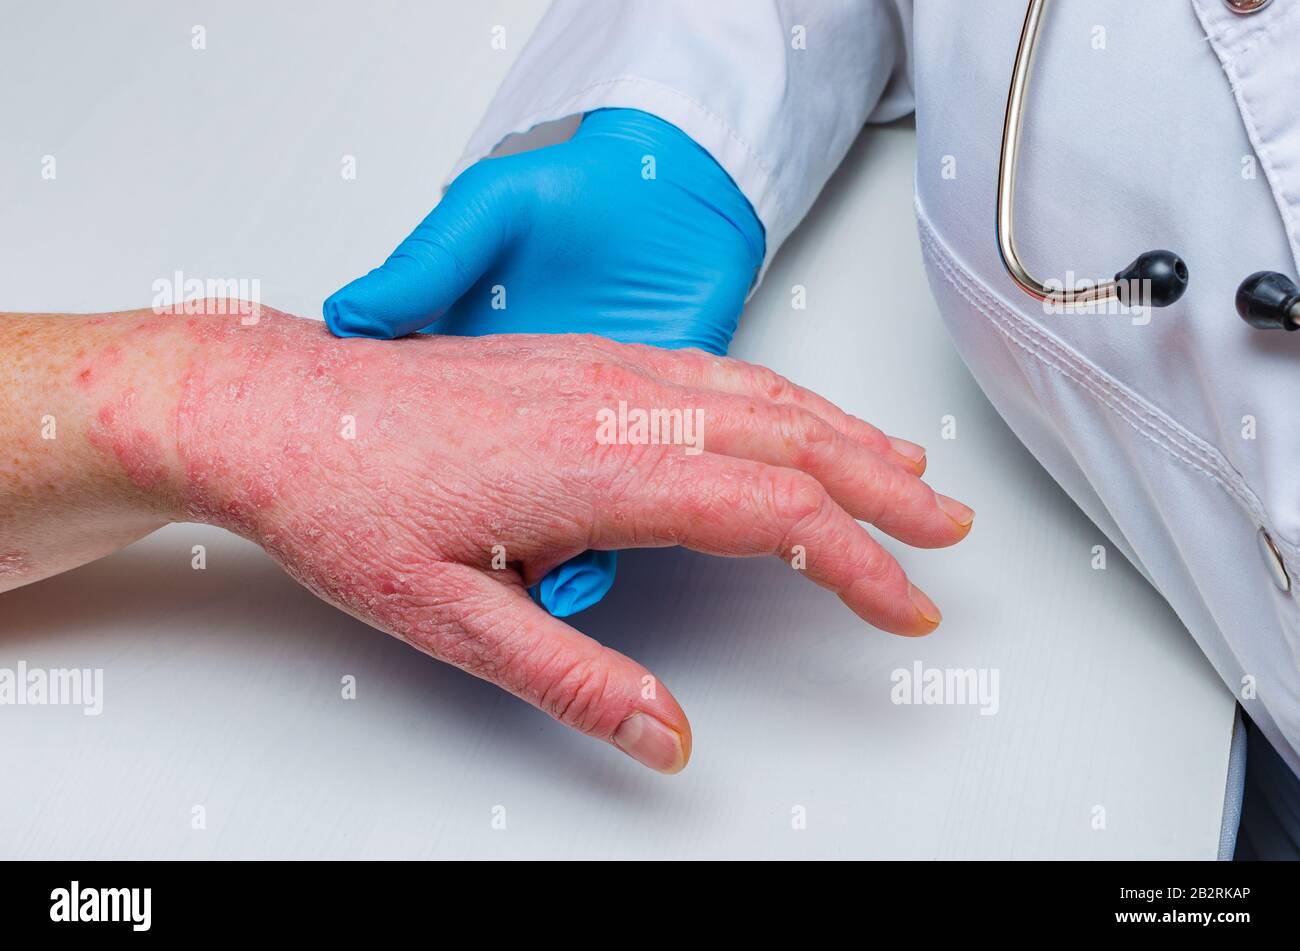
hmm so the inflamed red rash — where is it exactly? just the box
[165,313,425,612]
[78,307,280,502]
[86,390,170,492]
[75,307,542,650]
[167,310,507,636]
[0,550,33,578]
[174,311,348,533]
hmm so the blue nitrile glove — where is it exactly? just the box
[324,108,765,617]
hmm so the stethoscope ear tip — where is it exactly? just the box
[1236,270,1300,331]
[1115,250,1190,308]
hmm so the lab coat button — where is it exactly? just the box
[1224,0,1273,12]
[1257,528,1291,593]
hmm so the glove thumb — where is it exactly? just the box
[324,165,514,339]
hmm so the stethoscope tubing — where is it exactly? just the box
[998,0,1299,325]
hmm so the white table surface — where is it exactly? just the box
[0,0,1235,859]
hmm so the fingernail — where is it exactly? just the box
[936,494,975,529]
[613,713,686,774]
[908,583,942,627]
[888,436,926,469]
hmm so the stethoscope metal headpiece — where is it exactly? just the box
[995,0,1190,311]
[998,0,1300,329]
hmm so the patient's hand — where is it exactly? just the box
[1,304,973,772]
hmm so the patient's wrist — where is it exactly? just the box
[169,304,300,534]
[0,301,331,588]
[163,304,365,540]
[64,308,204,520]
[52,300,292,526]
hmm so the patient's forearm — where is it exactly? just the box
[0,309,197,590]
[1,303,393,592]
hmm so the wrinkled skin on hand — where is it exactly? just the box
[107,309,974,772]
[324,108,771,618]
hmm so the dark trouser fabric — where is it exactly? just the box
[1235,715,1300,861]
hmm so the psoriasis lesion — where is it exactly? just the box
[72,305,279,493]
[86,390,171,492]
[0,550,33,578]
[76,306,414,532]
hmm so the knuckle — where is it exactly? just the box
[851,542,901,590]
[747,363,794,404]
[762,468,828,530]
[539,658,619,735]
[660,345,712,379]
[573,332,621,355]
[786,408,839,470]
[615,338,671,369]
[799,412,838,447]
[576,357,642,395]
[861,461,916,523]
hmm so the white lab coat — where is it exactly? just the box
[453,0,1300,776]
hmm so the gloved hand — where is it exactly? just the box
[324,108,766,617]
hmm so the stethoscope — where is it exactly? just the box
[997,0,1300,330]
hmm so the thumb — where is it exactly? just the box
[421,567,691,774]
[324,164,515,339]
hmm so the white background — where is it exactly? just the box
[0,0,1233,858]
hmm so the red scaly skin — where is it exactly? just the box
[2,301,974,772]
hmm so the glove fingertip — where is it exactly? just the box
[533,551,619,618]
[323,286,397,340]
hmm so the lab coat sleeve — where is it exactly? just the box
[451,0,914,278]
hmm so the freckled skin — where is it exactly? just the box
[0,310,185,588]
[0,300,972,771]
[75,343,120,388]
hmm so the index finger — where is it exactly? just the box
[625,345,929,473]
